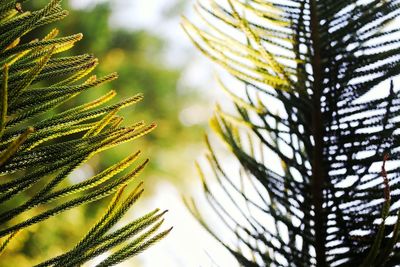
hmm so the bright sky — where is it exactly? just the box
[69,0,238,266]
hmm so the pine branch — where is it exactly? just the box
[0,0,170,264]
[185,0,400,266]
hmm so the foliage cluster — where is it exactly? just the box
[183,0,400,266]
[0,0,170,266]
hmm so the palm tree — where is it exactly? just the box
[183,0,400,266]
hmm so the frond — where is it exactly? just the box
[0,1,170,265]
[184,0,400,266]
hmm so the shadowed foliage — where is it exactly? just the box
[183,0,400,266]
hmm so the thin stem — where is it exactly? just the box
[310,0,327,266]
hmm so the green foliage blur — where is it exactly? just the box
[2,1,203,266]
[24,0,204,186]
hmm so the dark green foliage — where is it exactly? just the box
[0,0,170,265]
[184,0,400,266]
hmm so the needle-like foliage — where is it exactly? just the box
[0,0,171,265]
[183,0,400,266]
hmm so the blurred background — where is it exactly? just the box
[1,0,238,266]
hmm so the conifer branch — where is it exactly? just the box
[0,1,170,264]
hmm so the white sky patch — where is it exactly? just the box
[70,0,105,9]
[119,182,239,267]
[68,164,95,184]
